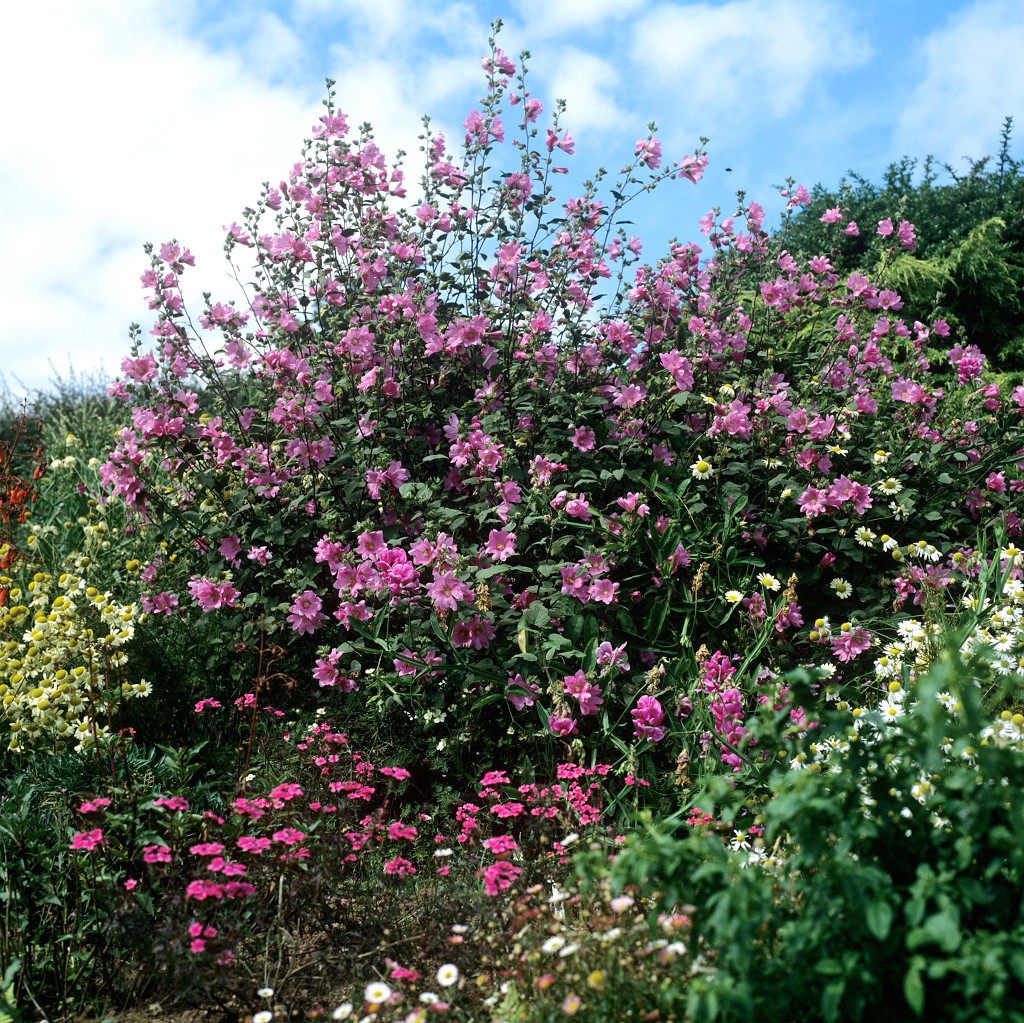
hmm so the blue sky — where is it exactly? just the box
[2,0,1022,398]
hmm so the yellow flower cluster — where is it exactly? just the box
[0,569,147,753]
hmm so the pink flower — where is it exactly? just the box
[548,716,578,737]
[143,844,172,863]
[877,218,894,237]
[481,860,521,895]
[678,153,708,183]
[450,615,495,649]
[78,797,111,813]
[387,822,418,841]
[798,486,827,517]
[635,136,662,169]
[287,588,326,636]
[831,626,872,663]
[631,695,665,743]
[187,577,239,611]
[571,426,596,452]
[70,828,106,851]
[272,828,306,846]
[141,591,179,615]
[384,856,416,876]
[507,674,540,710]
[484,529,517,562]
[153,796,190,811]
[563,671,604,715]
[218,535,242,566]
[563,495,591,521]
[190,842,225,856]
[588,578,619,605]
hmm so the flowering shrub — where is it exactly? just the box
[95,30,1024,796]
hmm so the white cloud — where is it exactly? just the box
[896,0,1024,164]
[542,49,630,136]
[511,0,646,37]
[632,0,871,122]
[295,0,409,48]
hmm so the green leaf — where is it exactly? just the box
[915,910,962,953]
[821,979,845,1023]
[524,602,551,629]
[866,899,893,941]
[904,965,925,1017]
[645,597,670,643]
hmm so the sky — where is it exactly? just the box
[2,0,1022,399]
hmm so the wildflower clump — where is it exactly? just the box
[0,568,146,751]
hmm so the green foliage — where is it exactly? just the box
[781,117,1024,369]
[592,656,1024,1023]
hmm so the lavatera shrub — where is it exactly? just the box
[100,27,1024,786]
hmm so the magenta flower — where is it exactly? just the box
[387,822,418,841]
[237,836,272,854]
[831,626,872,663]
[481,860,521,895]
[483,835,519,856]
[153,796,190,811]
[631,696,665,743]
[268,782,304,804]
[383,856,416,876]
[287,589,326,636]
[548,716,578,737]
[185,880,225,901]
[70,829,106,852]
[189,842,225,856]
[588,578,619,605]
[187,577,239,612]
[484,529,517,562]
[78,797,111,813]
[571,426,596,451]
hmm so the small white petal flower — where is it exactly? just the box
[436,963,459,988]
[364,982,392,1005]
